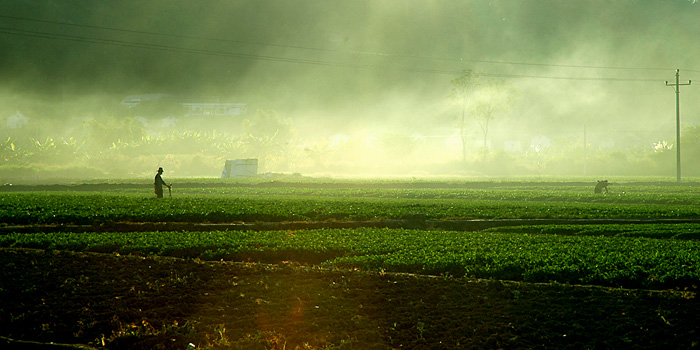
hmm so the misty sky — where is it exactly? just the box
[1,0,699,145]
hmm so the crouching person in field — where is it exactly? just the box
[594,180,609,194]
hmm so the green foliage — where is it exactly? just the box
[3,180,700,224]
[485,223,700,240]
[2,228,699,290]
[3,180,700,291]
[0,136,25,164]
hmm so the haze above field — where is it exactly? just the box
[1,0,699,178]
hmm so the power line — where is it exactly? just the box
[0,14,338,54]
[1,27,667,83]
[1,14,689,85]
[1,14,690,74]
[0,28,367,67]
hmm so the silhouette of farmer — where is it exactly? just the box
[154,167,171,198]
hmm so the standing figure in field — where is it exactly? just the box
[154,167,171,198]
[594,180,609,194]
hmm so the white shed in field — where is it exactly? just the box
[221,159,258,178]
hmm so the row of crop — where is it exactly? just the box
[3,191,700,225]
[1,228,699,290]
[485,223,700,240]
[113,182,700,206]
[0,193,382,224]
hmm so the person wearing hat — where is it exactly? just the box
[154,167,171,198]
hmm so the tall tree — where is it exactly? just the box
[470,79,514,150]
[449,70,481,162]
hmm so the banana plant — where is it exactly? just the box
[0,136,29,164]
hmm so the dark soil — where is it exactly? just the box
[0,248,698,350]
[5,217,700,236]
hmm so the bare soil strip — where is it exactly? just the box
[1,248,698,350]
[4,217,700,234]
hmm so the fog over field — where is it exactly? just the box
[1,0,699,179]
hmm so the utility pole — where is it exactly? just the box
[665,69,691,182]
[583,125,587,176]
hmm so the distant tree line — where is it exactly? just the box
[1,107,699,180]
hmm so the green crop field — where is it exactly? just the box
[3,227,699,290]
[2,178,700,224]
[3,178,700,349]
[2,177,700,290]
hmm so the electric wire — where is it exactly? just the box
[0,15,339,54]
[0,14,691,83]
[0,27,666,83]
[0,14,679,73]
[0,27,468,75]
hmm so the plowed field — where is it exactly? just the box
[1,248,697,350]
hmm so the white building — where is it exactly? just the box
[183,103,247,117]
[120,94,170,109]
[120,95,247,129]
[7,111,29,129]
